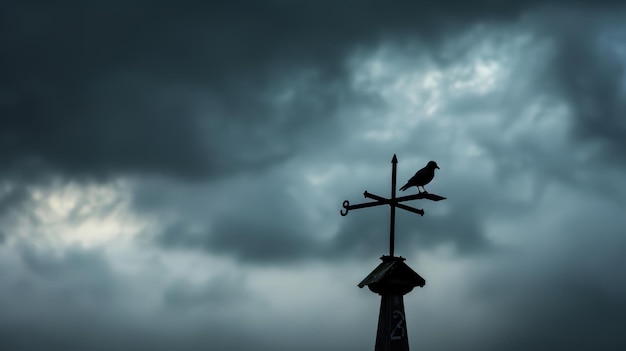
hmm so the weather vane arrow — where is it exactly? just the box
[340,154,446,257]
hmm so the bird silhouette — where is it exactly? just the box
[399,161,439,193]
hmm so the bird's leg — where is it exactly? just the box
[417,186,423,194]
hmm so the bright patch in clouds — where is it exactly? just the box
[349,33,521,146]
[11,181,145,249]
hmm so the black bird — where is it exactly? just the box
[399,161,440,193]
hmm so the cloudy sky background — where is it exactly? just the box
[2,1,626,350]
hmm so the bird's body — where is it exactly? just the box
[399,161,439,193]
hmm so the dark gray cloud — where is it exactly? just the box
[0,182,29,217]
[3,1,626,351]
[0,244,120,350]
[1,1,358,181]
[3,0,623,182]
[0,241,264,351]
[547,13,626,167]
[466,200,626,350]
[159,217,324,264]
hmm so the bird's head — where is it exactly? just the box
[427,161,440,170]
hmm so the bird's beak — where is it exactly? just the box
[436,165,440,169]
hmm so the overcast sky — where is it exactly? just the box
[2,1,626,350]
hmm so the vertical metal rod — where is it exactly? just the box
[390,154,398,257]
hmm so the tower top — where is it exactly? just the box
[358,255,425,294]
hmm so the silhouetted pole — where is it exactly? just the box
[341,154,446,351]
[390,154,397,257]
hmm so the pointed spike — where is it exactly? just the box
[391,154,398,163]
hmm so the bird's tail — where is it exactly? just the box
[399,183,410,191]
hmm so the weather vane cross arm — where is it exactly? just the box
[364,191,424,216]
[340,154,446,257]
[340,198,388,216]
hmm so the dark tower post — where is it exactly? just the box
[359,255,425,351]
[341,155,445,351]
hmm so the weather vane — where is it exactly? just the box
[341,154,447,351]
[340,154,446,257]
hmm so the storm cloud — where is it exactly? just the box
[1,1,626,350]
